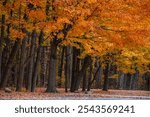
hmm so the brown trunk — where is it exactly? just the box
[31,31,43,92]
[145,72,150,91]
[125,73,132,90]
[117,71,124,89]
[74,56,91,91]
[40,47,47,87]
[27,30,36,91]
[58,47,65,87]
[16,37,27,91]
[46,38,58,93]
[0,15,5,84]
[70,48,80,92]
[87,61,93,91]
[88,62,101,91]
[82,70,87,91]
[103,63,110,91]
[0,40,21,89]
[95,61,102,89]
[65,46,72,92]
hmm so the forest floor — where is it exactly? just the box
[0,88,150,100]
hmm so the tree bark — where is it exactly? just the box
[103,63,110,91]
[70,47,80,92]
[131,71,139,90]
[74,56,92,91]
[27,30,36,91]
[40,47,47,87]
[31,31,44,92]
[0,15,5,84]
[46,38,58,93]
[0,40,21,89]
[58,47,65,87]
[82,69,87,91]
[145,72,150,91]
[95,61,102,89]
[88,62,101,91]
[65,46,72,92]
[125,73,132,90]
[87,61,93,91]
[16,37,27,91]
[117,71,124,89]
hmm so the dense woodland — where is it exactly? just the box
[0,0,150,93]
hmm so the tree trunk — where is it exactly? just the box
[0,40,21,89]
[1,43,11,87]
[125,73,132,90]
[145,72,150,91]
[95,61,102,89]
[16,37,27,91]
[131,71,139,90]
[74,56,91,91]
[129,74,134,90]
[58,47,65,87]
[27,30,36,91]
[87,61,93,91]
[31,31,43,92]
[0,15,5,84]
[40,47,47,87]
[70,47,80,92]
[82,70,87,91]
[65,46,72,92]
[117,71,124,89]
[103,63,110,91]
[87,62,101,91]
[46,38,58,93]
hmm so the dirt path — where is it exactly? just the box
[0,88,150,100]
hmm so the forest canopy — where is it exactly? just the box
[0,0,150,93]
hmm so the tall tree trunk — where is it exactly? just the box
[65,46,72,92]
[40,47,47,87]
[122,74,127,89]
[131,71,139,90]
[46,0,57,93]
[87,61,93,91]
[58,47,65,87]
[117,71,124,89]
[12,50,20,87]
[87,62,101,91]
[27,30,36,91]
[46,38,58,93]
[0,15,5,84]
[1,45,11,87]
[129,74,134,90]
[95,61,102,89]
[74,56,91,91]
[70,47,80,92]
[145,72,150,91]
[16,37,27,91]
[103,63,110,91]
[82,70,87,91]
[31,31,43,92]
[125,73,132,90]
[147,78,150,91]
[12,64,18,87]
[0,40,21,89]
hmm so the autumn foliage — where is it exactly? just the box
[0,0,150,92]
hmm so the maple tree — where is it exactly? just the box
[0,0,150,92]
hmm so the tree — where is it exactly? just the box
[0,0,149,92]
